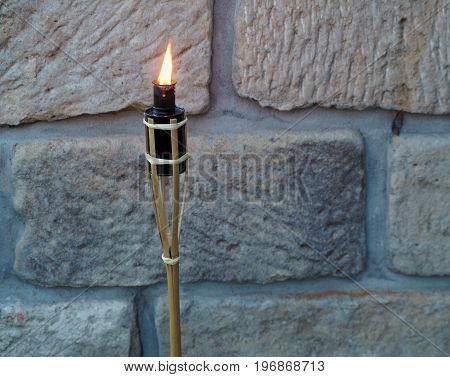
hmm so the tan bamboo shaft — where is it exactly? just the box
[147,118,182,357]
[167,118,181,357]
[166,263,181,356]
[171,119,180,258]
[145,156,159,228]
[148,126,170,254]
[160,176,168,231]
[157,176,170,258]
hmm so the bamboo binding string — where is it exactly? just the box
[161,254,180,265]
[143,118,187,130]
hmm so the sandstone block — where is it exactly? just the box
[12,130,365,286]
[0,290,138,356]
[389,134,450,275]
[155,291,450,356]
[233,0,449,114]
[0,0,212,125]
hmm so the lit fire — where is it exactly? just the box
[157,42,172,85]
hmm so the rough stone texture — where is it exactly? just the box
[12,130,365,287]
[0,0,212,125]
[389,134,450,275]
[0,290,138,356]
[233,0,449,114]
[12,137,155,286]
[155,291,450,356]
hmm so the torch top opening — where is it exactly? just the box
[152,79,176,88]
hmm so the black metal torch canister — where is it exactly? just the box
[144,80,187,176]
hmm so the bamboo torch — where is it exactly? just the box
[143,42,188,356]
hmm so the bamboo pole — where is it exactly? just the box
[166,263,181,356]
[171,123,180,257]
[167,118,182,357]
[146,117,182,357]
[148,124,170,254]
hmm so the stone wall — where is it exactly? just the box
[0,0,449,356]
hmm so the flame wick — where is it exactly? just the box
[157,42,172,85]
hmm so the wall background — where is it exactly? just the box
[0,0,449,356]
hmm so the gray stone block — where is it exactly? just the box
[233,0,449,114]
[155,290,450,356]
[12,130,365,286]
[389,134,450,275]
[12,137,156,286]
[0,289,139,356]
[0,0,212,125]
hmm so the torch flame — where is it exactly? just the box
[157,42,172,85]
